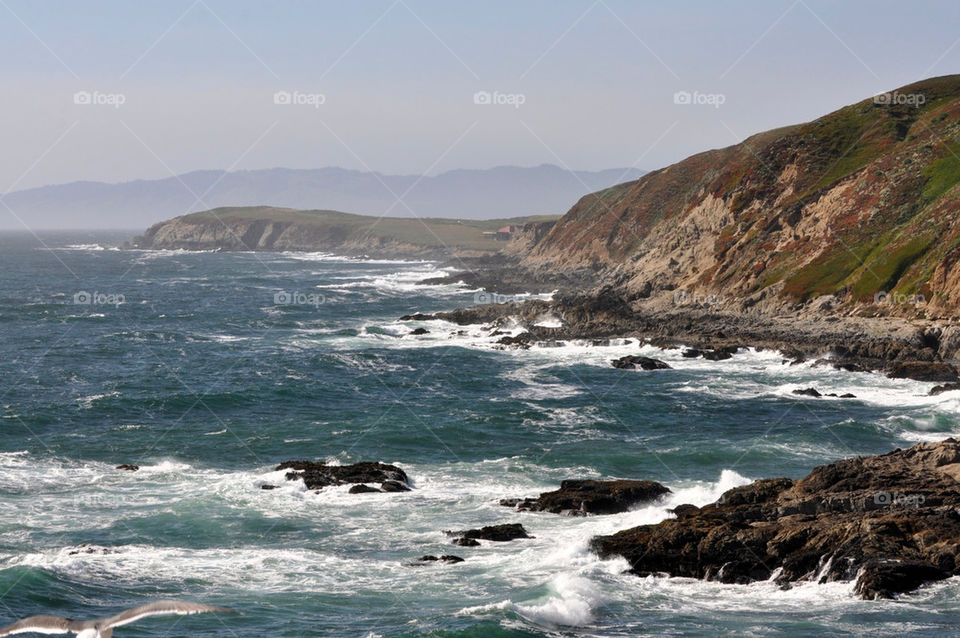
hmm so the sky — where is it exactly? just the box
[1,0,959,192]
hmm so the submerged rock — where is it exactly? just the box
[277,460,410,491]
[591,439,960,599]
[452,537,480,547]
[417,555,465,564]
[792,388,856,399]
[611,355,671,370]
[501,479,670,515]
[446,523,531,544]
[348,484,382,494]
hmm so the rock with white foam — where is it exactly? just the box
[592,439,960,599]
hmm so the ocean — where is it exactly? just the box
[1,231,959,637]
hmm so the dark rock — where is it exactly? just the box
[702,347,736,361]
[115,464,139,471]
[447,523,530,543]
[669,504,700,520]
[792,388,822,397]
[348,484,382,494]
[409,328,430,336]
[682,348,703,358]
[417,554,465,564]
[612,355,671,370]
[260,484,279,490]
[399,313,435,321]
[591,439,960,599]
[381,480,411,492]
[888,362,959,383]
[277,460,410,491]
[503,479,670,515]
[855,560,949,599]
[930,382,960,396]
[496,333,533,349]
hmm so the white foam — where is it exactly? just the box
[75,392,120,409]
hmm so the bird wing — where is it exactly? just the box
[103,600,234,629]
[0,615,73,635]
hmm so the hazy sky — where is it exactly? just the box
[2,0,959,192]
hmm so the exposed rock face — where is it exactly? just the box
[277,460,410,491]
[887,361,959,382]
[591,439,960,599]
[501,479,671,515]
[517,75,960,317]
[445,523,531,544]
[115,464,139,471]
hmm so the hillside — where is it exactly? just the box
[521,75,960,315]
[133,206,558,259]
[5,165,642,230]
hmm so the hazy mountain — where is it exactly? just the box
[0,165,645,230]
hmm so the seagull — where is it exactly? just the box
[0,600,235,637]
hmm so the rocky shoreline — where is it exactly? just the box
[248,441,960,599]
[410,286,960,386]
[592,439,960,599]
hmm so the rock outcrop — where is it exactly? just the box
[591,439,960,599]
[611,355,671,370]
[501,479,670,515]
[445,523,531,545]
[277,460,410,492]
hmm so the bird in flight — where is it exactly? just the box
[0,600,235,637]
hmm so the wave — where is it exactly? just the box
[280,251,435,265]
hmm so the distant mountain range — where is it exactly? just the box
[0,165,645,230]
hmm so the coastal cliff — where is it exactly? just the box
[518,75,960,316]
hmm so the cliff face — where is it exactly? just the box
[522,75,960,315]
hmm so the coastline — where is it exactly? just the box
[418,282,960,386]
